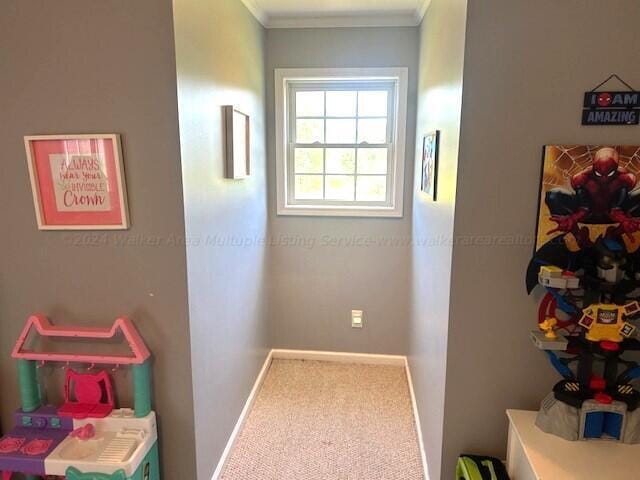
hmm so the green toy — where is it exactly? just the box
[456,454,510,480]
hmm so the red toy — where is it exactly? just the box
[58,369,114,420]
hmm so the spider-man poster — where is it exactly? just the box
[535,145,640,251]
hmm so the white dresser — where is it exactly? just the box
[506,409,640,479]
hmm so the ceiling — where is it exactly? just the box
[241,0,431,28]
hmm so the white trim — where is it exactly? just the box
[272,349,406,366]
[212,349,428,480]
[239,0,268,26]
[275,67,408,218]
[405,358,430,480]
[415,0,433,25]
[212,350,274,480]
[240,1,432,28]
[275,205,405,218]
[266,13,420,29]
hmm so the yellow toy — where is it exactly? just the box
[539,317,558,339]
[579,301,639,343]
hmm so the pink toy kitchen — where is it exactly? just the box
[0,315,160,480]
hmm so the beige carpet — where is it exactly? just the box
[220,359,425,480]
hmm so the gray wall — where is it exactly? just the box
[0,1,197,478]
[8,2,636,479]
[408,0,468,478]
[172,1,270,478]
[440,0,640,478]
[265,27,419,355]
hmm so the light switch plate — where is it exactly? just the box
[351,310,363,328]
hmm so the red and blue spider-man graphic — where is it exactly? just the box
[546,147,640,240]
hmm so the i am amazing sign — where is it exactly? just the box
[583,91,640,126]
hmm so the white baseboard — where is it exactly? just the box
[212,349,428,480]
[405,359,430,480]
[211,350,274,480]
[271,348,406,366]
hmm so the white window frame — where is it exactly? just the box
[275,67,408,218]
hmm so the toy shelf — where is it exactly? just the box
[12,315,151,365]
[506,409,640,480]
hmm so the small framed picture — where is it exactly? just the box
[24,134,130,230]
[223,106,250,179]
[421,131,440,200]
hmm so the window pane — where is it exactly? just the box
[326,119,356,144]
[296,91,324,117]
[295,148,323,173]
[326,91,357,117]
[356,175,387,201]
[296,119,324,143]
[326,149,355,174]
[357,148,388,174]
[358,91,388,117]
[295,175,323,199]
[326,175,355,200]
[358,118,387,144]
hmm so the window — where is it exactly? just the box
[275,68,408,217]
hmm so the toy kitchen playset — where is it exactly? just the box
[0,315,160,480]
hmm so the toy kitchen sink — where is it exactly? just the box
[46,408,158,479]
[0,315,160,480]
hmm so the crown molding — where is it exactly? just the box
[415,0,433,25]
[241,0,433,29]
[267,13,420,29]
[239,0,268,26]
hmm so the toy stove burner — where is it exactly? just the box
[20,439,53,456]
[0,436,26,454]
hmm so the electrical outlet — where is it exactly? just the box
[351,310,363,328]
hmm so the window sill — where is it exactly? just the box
[277,204,403,218]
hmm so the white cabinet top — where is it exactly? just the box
[507,409,640,480]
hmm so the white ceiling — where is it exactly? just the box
[241,0,431,28]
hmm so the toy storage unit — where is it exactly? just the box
[0,315,160,480]
[527,235,640,445]
[506,409,640,480]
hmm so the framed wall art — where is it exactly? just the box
[421,130,440,200]
[24,134,130,230]
[223,106,250,179]
[534,145,640,251]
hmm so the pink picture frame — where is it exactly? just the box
[24,134,130,230]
